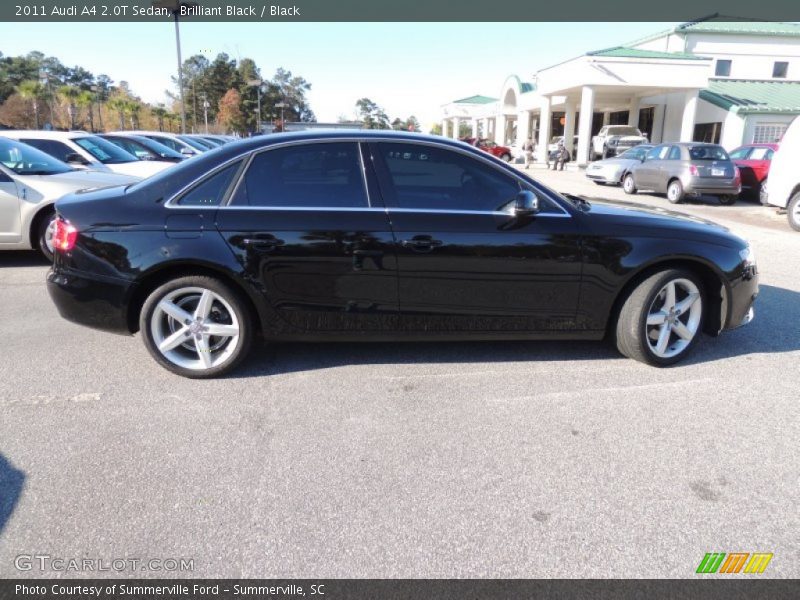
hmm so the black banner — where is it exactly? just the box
[3,0,800,22]
[2,580,800,600]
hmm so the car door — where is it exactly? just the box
[215,140,399,333]
[658,145,684,192]
[635,145,666,189]
[0,168,21,243]
[368,140,583,333]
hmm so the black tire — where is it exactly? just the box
[36,210,56,262]
[615,269,705,367]
[667,179,684,204]
[593,180,606,186]
[788,192,800,232]
[602,146,609,159]
[718,194,737,206]
[623,173,637,195]
[139,275,254,378]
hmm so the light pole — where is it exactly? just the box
[152,0,197,134]
[275,101,286,132]
[202,94,210,134]
[247,78,263,134]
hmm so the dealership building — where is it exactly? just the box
[440,17,800,165]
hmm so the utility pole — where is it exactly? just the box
[153,1,197,134]
[202,93,209,134]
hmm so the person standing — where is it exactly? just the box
[522,137,534,169]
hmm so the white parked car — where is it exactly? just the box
[0,136,138,260]
[111,131,206,157]
[0,130,171,178]
[760,116,800,231]
[592,125,648,160]
[585,144,653,185]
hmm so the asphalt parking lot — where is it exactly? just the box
[1,167,798,579]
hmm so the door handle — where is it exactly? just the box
[401,237,443,253]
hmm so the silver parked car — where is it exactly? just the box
[585,144,653,185]
[623,143,741,205]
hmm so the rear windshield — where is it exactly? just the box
[73,136,138,164]
[688,145,729,161]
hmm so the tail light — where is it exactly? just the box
[734,166,742,185]
[52,217,78,252]
[688,165,699,176]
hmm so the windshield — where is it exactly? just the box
[689,145,730,161]
[179,136,212,151]
[619,146,650,160]
[129,135,185,159]
[0,136,72,175]
[73,136,138,164]
[606,126,641,137]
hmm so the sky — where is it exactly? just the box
[0,21,678,128]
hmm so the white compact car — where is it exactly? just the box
[760,116,800,231]
[0,136,139,260]
[0,130,171,179]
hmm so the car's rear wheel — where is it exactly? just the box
[140,276,253,378]
[615,269,704,366]
[789,192,800,232]
[36,211,57,262]
[667,180,684,204]
[623,173,637,194]
[500,153,511,162]
[718,194,737,206]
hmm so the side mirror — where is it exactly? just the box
[514,190,540,216]
[64,153,89,166]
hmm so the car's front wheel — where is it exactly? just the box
[789,192,800,232]
[623,173,637,194]
[615,269,704,366]
[140,275,253,378]
[667,180,684,204]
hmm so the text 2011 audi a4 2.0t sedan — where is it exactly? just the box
[46,132,758,378]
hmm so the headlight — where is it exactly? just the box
[739,244,756,267]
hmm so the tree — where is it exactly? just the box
[106,96,128,130]
[75,90,95,131]
[356,98,390,130]
[16,80,45,128]
[58,85,80,130]
[217,88,246,134]
[151,106,168,132]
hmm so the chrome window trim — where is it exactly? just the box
[211,205,570,218]
[163,136,572,217]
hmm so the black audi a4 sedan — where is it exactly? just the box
[47,131,758,378]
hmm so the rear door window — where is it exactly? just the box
[229,142,368,208]
[176,161,242,206]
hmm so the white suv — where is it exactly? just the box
[760,116,800,231]
[592,125,648,160]
[0,131,171,178]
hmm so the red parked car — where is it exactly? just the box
[728,143,778,197]
[461,137,513,161]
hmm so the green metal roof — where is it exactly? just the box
[700,80,800,114]
[452,95,497,105]
[676,19,800,37]
[588,46,708,60]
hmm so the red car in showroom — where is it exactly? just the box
[462,137,513,161]
[728,143,778,197]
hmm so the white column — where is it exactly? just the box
[563,100,576,154]
[628,96,641,128]
[577,86,595,166]
[480,118,488,138]
[651,104,665,143]
[602,111,611,126]
[495,114,507,145]
[537,97,552,162]
[452,117,461,139]
[471,118,479,138]
[441,118,448,137]
[517,110,531,147]
[680,90,698,142]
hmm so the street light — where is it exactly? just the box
[275,101,287,132]
[202,94,210,134]
[247,78,263,134]
[152,0,198,134]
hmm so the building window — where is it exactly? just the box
[693,122,722,144]
[773,61,789,78]
[715,60,732,77]
[752,123,789,144]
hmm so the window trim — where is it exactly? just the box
[164,156,247,208]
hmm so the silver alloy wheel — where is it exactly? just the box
[667,182,681,202]
[645,278,702,359]
[150,286,240,371]
[792,200,800,225]
[623,175,635,193]
[44,216,57,254]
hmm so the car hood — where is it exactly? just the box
[13,170,140,204]
[582,198,745,248]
